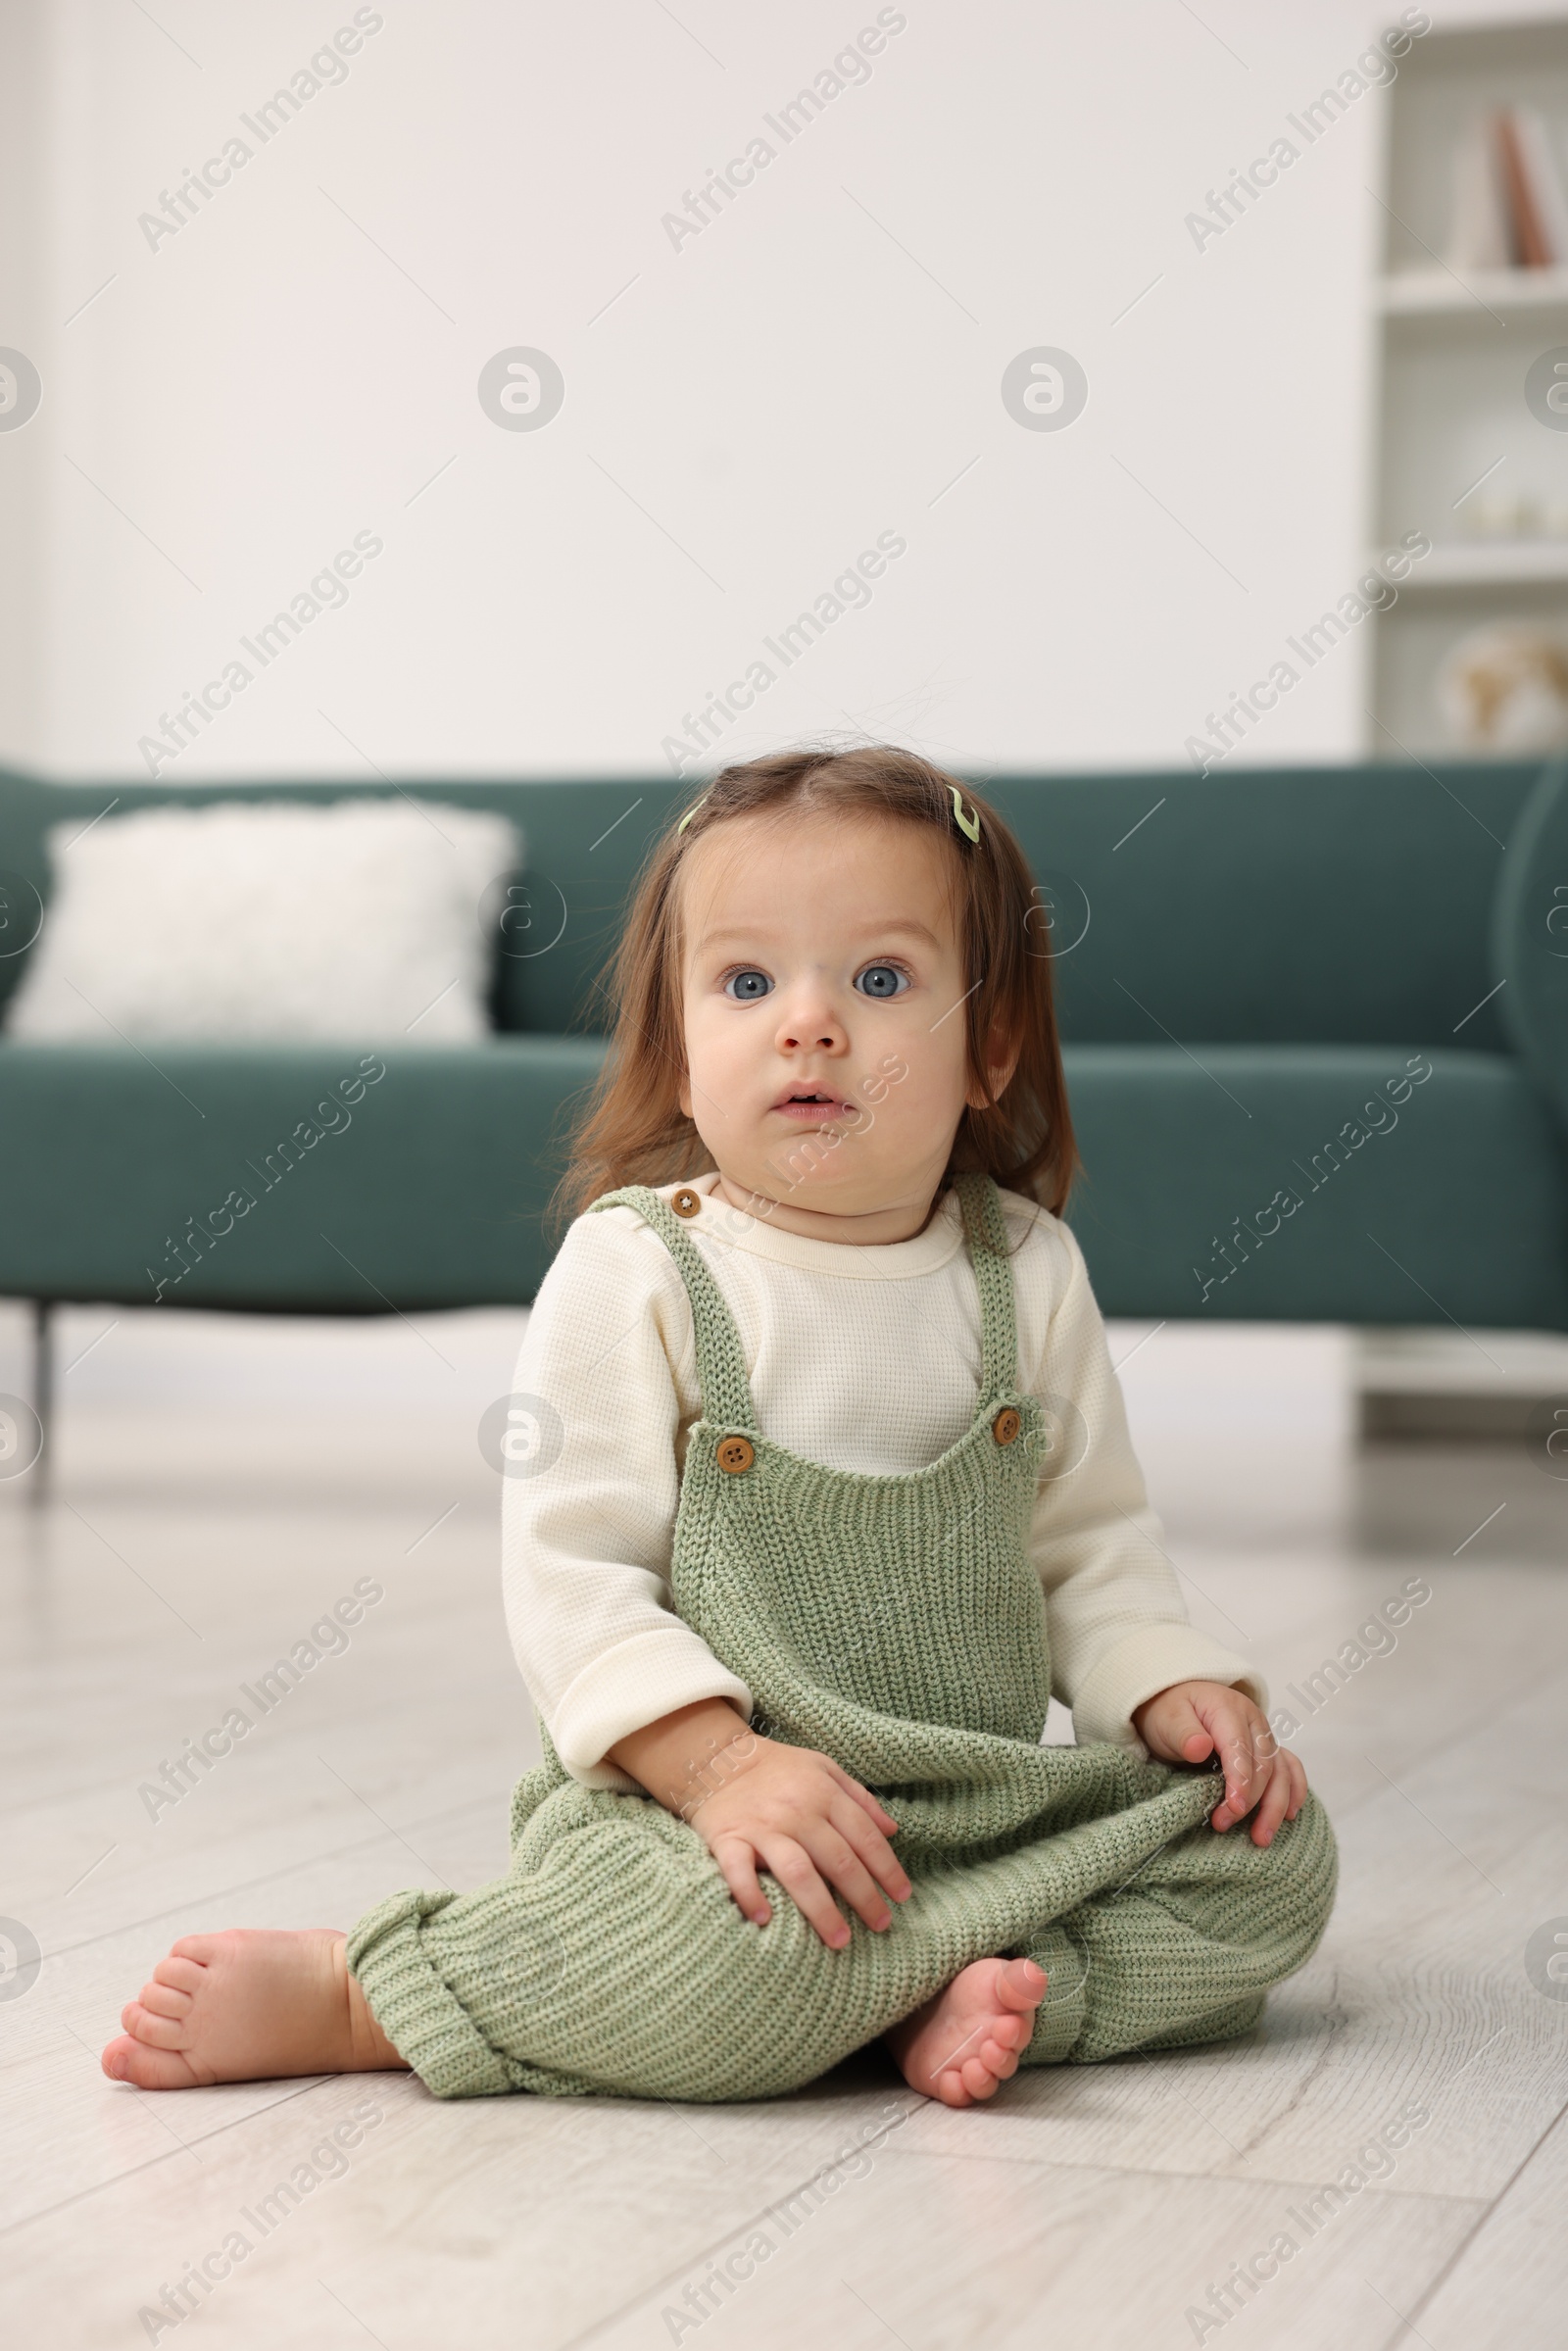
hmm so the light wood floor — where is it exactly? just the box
[1,1305,1565,2350]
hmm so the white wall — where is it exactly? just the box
[0,0,54,768]
[1,0,1551,783]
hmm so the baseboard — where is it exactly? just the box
[1355,1327,1568,1445]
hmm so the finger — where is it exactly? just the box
[1208,1733,1244,1828]
[798,1821,897,1934]
[1159,1703,1211,1764]
[710,1836,772,1928]
[760,1835,852,1949]
[823,1758,902,1835]
[1209,1750,1257,1832]
[1219,1717,1265,1820]
[831,1795,912,1904]
[1278,1748,1316,1815]
[1250,1758,1293,1847]
[1222,1730,1259,1815]
[1285,1749,1309,1818]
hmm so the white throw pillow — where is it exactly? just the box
[4,797,522,1045]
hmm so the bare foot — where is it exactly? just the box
[100,1928,411,2090]
[885,1955,1046,2107]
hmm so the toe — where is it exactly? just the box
[978,2035,1020,2080]
[934,2067,973,2107]
[137,1983,193,2022]
[152,1955,206,1994]
[121,2001,188,2050]
[960,2056,999,2099]
[997,1957,1048,2013]
[101,2033,201,2090]
[170,1933,226,1966]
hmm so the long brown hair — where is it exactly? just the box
[552,745,1079,1227]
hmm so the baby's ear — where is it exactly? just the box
[966,1029,1019,1108]
[991,1047,1021,1098]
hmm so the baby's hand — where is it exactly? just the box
[1131,1679,1307,1847]
[683,1732,912,1949]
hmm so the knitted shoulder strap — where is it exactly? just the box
[588,1186,758,1430]
[953,1170,1021,1403]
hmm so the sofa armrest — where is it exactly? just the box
[1493,754,1568,1135]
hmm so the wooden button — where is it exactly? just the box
[992,1406,1021,1447]
[715,1435,755,1475]
[670,1187,702,1219]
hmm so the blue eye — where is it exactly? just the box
[856,962,908,999]
[724,968,772,1001]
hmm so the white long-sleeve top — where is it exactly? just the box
[502,1171,1263,1792]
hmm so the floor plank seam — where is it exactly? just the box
[546,2148,1483,2351]
[0,2073,334,2239]
[861,2138,1488,2201]
[1290,1643,1568,1834]
[37,1794,506,1962]
[548,2126,924,2351]
[1378,2086,1568,2343]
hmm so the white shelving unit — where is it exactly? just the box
[1368,17,1568,754]
[1379,264,1568,314]
[1401,538,1568,585]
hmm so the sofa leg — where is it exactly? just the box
[29,1300,51,1505]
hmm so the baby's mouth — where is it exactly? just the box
[771,1089,845,1121]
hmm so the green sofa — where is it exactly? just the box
[2,758,1566,1342]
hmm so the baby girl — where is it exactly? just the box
[105,744,1332,2110]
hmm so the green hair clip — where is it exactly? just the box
[949,786,981,843]
[679,784,978,841]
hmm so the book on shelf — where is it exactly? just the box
[1512,106,1568,264]
[1446,105,1568,270]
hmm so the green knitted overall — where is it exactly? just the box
[348,1174,1336,2101]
